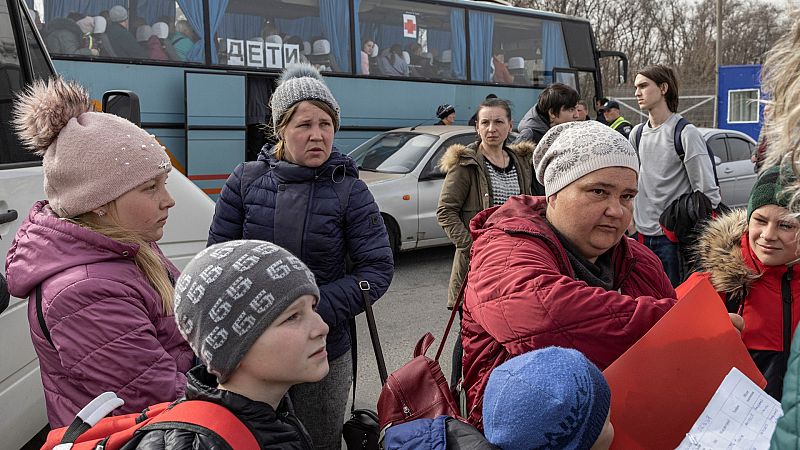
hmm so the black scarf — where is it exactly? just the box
[548,222,615,291]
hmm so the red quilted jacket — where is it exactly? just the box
[461,195,676,428]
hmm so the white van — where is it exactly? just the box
[0,2,215,448]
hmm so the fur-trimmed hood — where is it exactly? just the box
[437,140,535,172]
[695,209,759,298]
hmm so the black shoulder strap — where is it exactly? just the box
[633,122,644,154]
[349,281,388,413]
[673,117,689,159]
[36,285,54,348]
[782,268,794,374]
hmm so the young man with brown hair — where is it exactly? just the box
[632,64,720,286]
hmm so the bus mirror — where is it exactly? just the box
[102,91,141,126]
[598,50,629,85]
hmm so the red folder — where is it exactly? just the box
[604,273,767,450]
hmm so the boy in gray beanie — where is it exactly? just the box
[133,240,328,448]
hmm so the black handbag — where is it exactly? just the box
[342,281,388,450]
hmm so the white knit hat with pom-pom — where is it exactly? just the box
[12,78,172,218]
[269,63,340,130]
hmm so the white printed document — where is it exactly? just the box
[676,368,783,450]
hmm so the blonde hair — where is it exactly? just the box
[761,10,800,209]
[69,210,174,315]
[271,99,339,161]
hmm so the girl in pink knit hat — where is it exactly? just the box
[5,78,194,427]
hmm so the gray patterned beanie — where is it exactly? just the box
[270,63,340,130]
[533,120,639,196]
[174,240,320,383]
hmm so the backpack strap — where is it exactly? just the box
[673,117,690,160]
[633,122,647,156]
[138,400,259,450]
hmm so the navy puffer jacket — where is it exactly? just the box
[208,147,394,360]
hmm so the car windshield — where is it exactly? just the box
[349,132,438,174]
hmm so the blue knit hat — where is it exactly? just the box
[483,347,611,450]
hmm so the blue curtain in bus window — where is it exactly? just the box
[136,0,174,25]
[427,29,449,56]
[468,11,493,82]
[353,0,362,74]
[542,21,568,80]
[449,9,465,79]
[320,0,350,72]
[376,26,405,52]
[175,0,205,62]
[218,13,261,40]
[274,17,323,42]
[206,1,227,64]
[45,0,118,22]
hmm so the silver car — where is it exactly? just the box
[701,127,758,208]
[350,125,757,253]
[349,126,479,252]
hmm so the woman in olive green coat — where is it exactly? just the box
[437,98,534,310]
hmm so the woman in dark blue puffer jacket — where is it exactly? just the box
[208,64,394,448]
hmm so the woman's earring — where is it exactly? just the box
[97,210,106,217]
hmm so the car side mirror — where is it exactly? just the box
[714,155,722,166]
[102,91,141,126]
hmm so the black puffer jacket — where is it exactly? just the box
[125,366,313,449]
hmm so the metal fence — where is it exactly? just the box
[606,84,716,127]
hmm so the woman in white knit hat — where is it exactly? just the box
[209,63,394,448]
[459,120,678,428]
[6,78,193,428]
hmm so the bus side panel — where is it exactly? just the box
[325,77,542,154]
[185,72,246,200]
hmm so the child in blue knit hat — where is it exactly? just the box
[483,347,614,450]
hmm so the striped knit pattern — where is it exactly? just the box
[485,159,520,206]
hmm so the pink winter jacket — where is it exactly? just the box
[5,201,193,428]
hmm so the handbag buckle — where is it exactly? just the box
[359,280,370,292]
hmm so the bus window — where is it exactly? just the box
[475,12,568,87]
[218,0,351,74]
[358,0,466,81]
[32,1,206,64]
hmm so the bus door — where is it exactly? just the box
[245,74,276,162]
[184,71,246,199]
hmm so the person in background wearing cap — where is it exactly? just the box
[692,165,800,401]
[461,120,677,428]
[104,5,147,59]
[436,103,456,125]
[129,240,328,449]
[208,64,393,449]
[603,100,633,138]
[483,347,614,450]
[632,65,721,287]
[6,78,193,428]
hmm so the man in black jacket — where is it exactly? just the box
[513,83,579,195]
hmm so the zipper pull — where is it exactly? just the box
[402,405,411,416]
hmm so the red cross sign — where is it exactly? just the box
[403,14,417,38]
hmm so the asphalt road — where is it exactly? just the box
[349,245,457,411]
